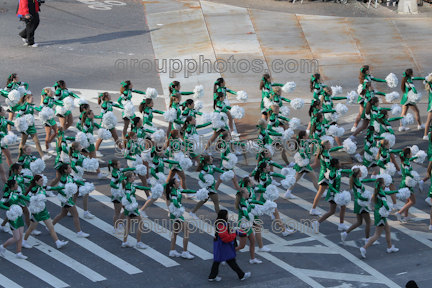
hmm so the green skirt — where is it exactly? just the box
[86,144,95,153]
[32,208,50,222]
[374,209,386,226]
[294,164,313,174]
[24,125,37,136]
[45,118,57,127]
[353,200,369,214]
[61,198,75,208]
[170,213,184,223]
[124,208,140,217]
[9,216,25,230]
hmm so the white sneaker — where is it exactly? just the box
[395,212,402,222]
[189,212,199,220]
[418,124,425,130]
[284,190,296,199]
[16,252,28,259]
[31,230,42,236]
[399,127,410,131]
[77,231,90,238]
[425,197,431,206]
[56,240,68,249]
[354,153,363,163]
[258,245,271,252]
[423,136,429,140]
[397,170,402,176]
[136,242,147,249]
[169,250,181,257]
[67,212,72,217]
[360,247,366,259]
[403,216,413,222]
[46,147,54,153]
[306,130,310,135]
[0,245,5,257]
[84,211,95,219]
[221,261,226,265]
[96,151,103,157]
[371,175,377,179]
[98,173,108,179]
[241,272,251,281]
[351,126,357,132]
[282,230,291,237]
[387,245,399,253]
[272,180,281,186]
[249,258,262,264]
[22,240,32,249]
[365,238,380,245]
[341,232,347,243]
[271,214,275,220]
[208,277,222,282]
[140,210,148,218]
[309,208,321,216]
[181,251,194,259]
[42,154,52,161]
[311,221,319,234]
[122,242,134,248]
[419,180,424,192]
[28,43,38,48]
[21,37,27,43]
[429,225,432,231]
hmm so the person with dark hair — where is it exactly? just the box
[406,280,419,288]
[17,0,40,47]
[53,80,80,131]
[399,68,425,132]
[208,209,251,282]
[259,74,283,120]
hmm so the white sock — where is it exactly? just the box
[77,231,83,235]
[55,240,62,245]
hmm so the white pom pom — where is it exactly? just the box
[409,145,419,156]
[357,84,364,96]
[102,111,118,130]
[335,103,348,116]
[169,202,185,218]
[211,113,227,129]
[62,97,75,111]
[270,126,284,141]
[64,183,78,198]
[1,133,18,146]
[151,129,165,142]
[261,200,277,216]
[357,190,372,207]
[346,91,358,105]
[195,188,209,201]
[17,87,30,96]
[74,97,88,107]
[8,90,21,102]
[264,144,275,157]
[236,91,248,102]
[381,133,395,148]
[220,170,235,182]
[193,85,204,99]
[194,100,203,111]
[385,73,398,88]
[83,158,99,171]
[407,90,422,104]
[279,106,290,117]
[326,125,345,137]
[29,194,47,214]
[263,97,274,110]
[401,113,414,127]
[364,147,379,162]
[55,105,68,116]
[123,101,135,118]
[14,117,28,133]
[414,150,426,164]
[384,162,396,176]
[24,114,35,126]
[397,187,411,201]
[373,121,381,133]
[98,128,112,140]
[6,204,23,221]
[290,98,304,110]
[60,151,70,164]
[71,166,84,181]
[127,154,143,168]
[202,112,212,124]
[289,118,300,130]
[281,167,296,178]
[405,176,417,188]
[122,194,138,212]
[324,112,340,123]
[163,107,177,122]
[390,104,401,116]
[222,153,238,170]
[385,92,400,103]
[331,85,343,96]
[30,159,46,174]
[111,188,125,200]
[321,135,334,147]
[150,184,164,199]
[79,182,95,196]
[281,177,296,189]
[377,173,392,187]
[379,204,392,218]
[86,133,95,145]
[294,152,309,167]
[263,184,279,201]
[334,190,351,206]
[180,156,193,171]
[251,204,264,216]
[282,82,296,93]
[38,107,55,122]
[199,174,215,188]
[223,98,230,107]
[21,168,33,183]
[76,132,89,148]
[230,105,245,119]
[411,170,420,182]
[145,87,158,99]
[135,164,147,176]
[352,165,368,180]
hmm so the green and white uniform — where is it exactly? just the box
[257,126,282,146]
[293,140,314,173]
[199,164,225,194]
[256,171,285,203]
[260,80,283,113]
[40,95,62,127]
[54,132,75,170]
[318,146,343,185]
[117,88,144,120]
[17,154,38,170]
[27,185,55,222]
[57,174,84,208]
[400,76,425,106]
[123,182,150,217]
[16,102,41,135]
[325,167,351,202]
[183,122,211,158]
[352,178,376,214]
[0,190,29,229]
[399,156,418,194]
[374,186,398,226]
[4,173,32,207]
[0,116,15,149]
[167,187,196,222]
[109,167,135,203]
[142,106,164,128]
[54,87,80,117]
[80,117,101,153]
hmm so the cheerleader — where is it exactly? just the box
[117,81,143,140]
[251,148,284,178]
[0,180,30,259]
[313,158,352,231]
[360,178,399,259]
[309,112,328,142]
[204,92,231,152]
[267,105,290,166]
[234,187,262,264]
[341,168,376,244]
[310,74,327,103]
[423,74,432,140]
[264,87,291,115]
[259,74,283,120]
[165,178,196,259]
[358,126,383,175]
[399,69,425,131]
[50,128,75,186]
[180,99,202,122]
[79,110,108,179]
[307,100,335,135]
[51,164,90,238]
[395,148,418,222]
[214,78,235,133]
[139,147,179,217]
[215,131,243,191]
[166,92,185,139]
[39,88,60,153]
[53,80,80,130]
[351,95,390,138]
[310,140,343,216]
[22,175,69,249]
[169,81,194,98]
[95,92,123,152]
[124,132,147,187]
[180,116,211,165]
[320,87,347,146]
[189,155,225,219]
[2,74,28,132]
[285,131,319,199]
[419,161,432,228]
[256,119,282,146]
[108,159,135,231]
[139,98,164,128]
[16,94,51,161]
[165,130,189,189]
[17,146,47,186]
[121,171,150,249]
[0,107,15,166]
[69,142,96,219]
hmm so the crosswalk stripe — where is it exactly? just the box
[46,198,143,274]
[0,218,106,283]
[88,191,180,267]
[1,249,69,288]
[297,268,381,283]
[0,273,23,288]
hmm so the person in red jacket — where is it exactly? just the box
[208,209,251,282]
[17,0,40,47]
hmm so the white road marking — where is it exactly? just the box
[0,273,23,288]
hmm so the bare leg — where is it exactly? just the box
[110,129,123,149]
[312,185,328,209]
[95,138,103,151]
[363,226,384,249]
[182,222,189,251]
[191,199,208,214]
[24,221,38,240]
[247,233,256,259]
[204,132,219,151]
[389,183,397,205]
[113,202,123,227]
[353,119,369,136]
[176,171,187,189]
[45,126,52,150]
[363,213,371,239]
[58,117,67,130]
[19,133,29,152]
[339,205,346,224]
[389,154,400,171]
[424,112,432,137]
[65,114,74,130]
[226,111,234,132]
[50,171,61,187]
[47,125,58,145]
[22,207,30,228]
[2,148,12,167]
[209,194,220,214]
[318,202,337,223]
[52,207,68,226]
[334,136,342,146]
[0,164,7,183]
[140,197,157,212]
[345,214,363,234]
[399,105,409,128]
[409,105,422,126]
[7,112,14,132]
[306,172,319,191]
[68,206,82,232]
[288,172,304,191]
[353,105,364,128]
[398,193,416,215]
[31,134,46,158]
